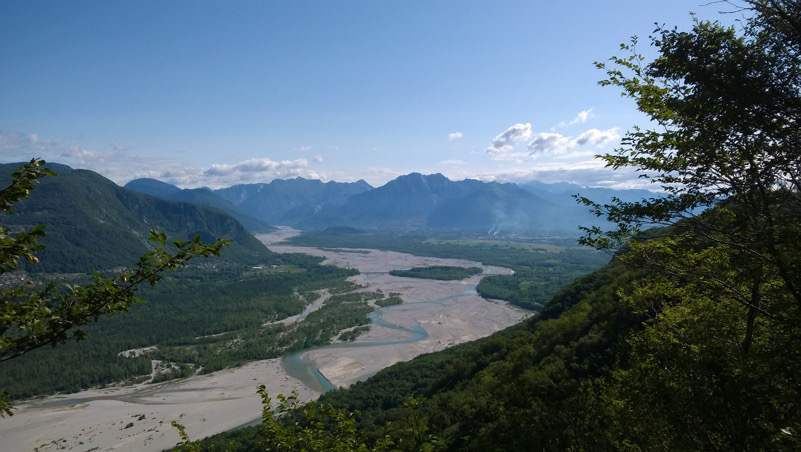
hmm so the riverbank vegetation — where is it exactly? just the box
[389,266,482,281]
[0,254,370,399]
[374,294,403,307]
[288,231,609,311]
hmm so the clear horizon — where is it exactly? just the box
[1,1,740,190]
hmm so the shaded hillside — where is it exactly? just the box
[1,163,273,273]
[205,220,799,450]
[125,178,274,233]
[202,201,801,451]
[307,258,639,449]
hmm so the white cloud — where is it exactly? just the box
[0,127,636,193]
[296,146,313,152]
[484,123,531,156]
[441,158,654,190]
[484,124,615,162]
[59,146,100,161]
[447,132,463,141]
[206,159,280,175]
[527,133,573,155]
[144,157,321,188]
[0,131,111,166]
[203,157,311,177]
[554,109,595,130]
[0,131,330,189]
[0,131,53,156]
[569,109,593,125]
[527,127,620,156]
[574,128,618,146]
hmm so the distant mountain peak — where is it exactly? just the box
[124,178,182,197]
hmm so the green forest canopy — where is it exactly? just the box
[388,266,482,281]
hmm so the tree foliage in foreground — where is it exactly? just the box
[0,159,228,416]
[575,1,801,448]
[173,387,444,452]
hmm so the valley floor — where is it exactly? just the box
[0,227,528,452]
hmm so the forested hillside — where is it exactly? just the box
[0,163,271,273]
[124,178,274,233]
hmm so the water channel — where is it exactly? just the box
[280,287,477,393]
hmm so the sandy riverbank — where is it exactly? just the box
[0,227,528,451]
[258,228,529,388]
[0,359,318,452]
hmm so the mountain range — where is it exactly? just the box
[126,172,660,236]
[0,160,660,272]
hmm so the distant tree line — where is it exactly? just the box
[389,266,482,281]
[290,232,609,310]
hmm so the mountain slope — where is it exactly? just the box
[1,163,273,273]
[334,173,482,226]
[125,178,274,233]
[427,181,554,231]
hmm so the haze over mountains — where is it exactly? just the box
[127,172,657,236]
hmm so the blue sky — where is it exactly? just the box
[1,1,736,189]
